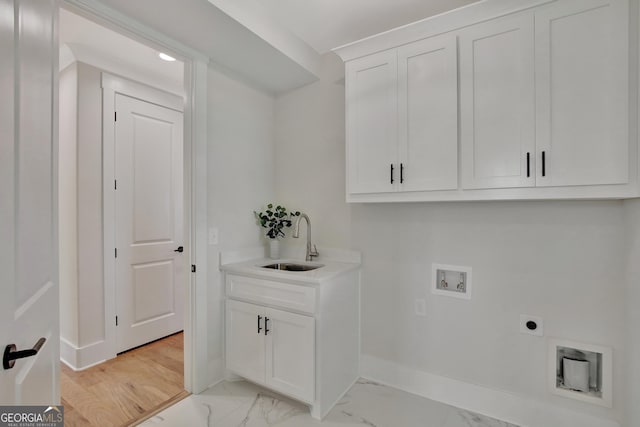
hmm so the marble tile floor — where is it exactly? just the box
[139,379,518,427]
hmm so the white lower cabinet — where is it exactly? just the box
[264,306,315,402]
[225,299,266,387]
[224,269,360,420]
[226,299,315,403]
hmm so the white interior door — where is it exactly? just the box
[115,93,184,353]
[0,0,59,405]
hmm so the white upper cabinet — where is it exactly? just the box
[335,0,635,202]
[346,33,458,196]
[346,50,398,194]
[535,0,629,187]
[398,36,458,192]
[460,14,535,190]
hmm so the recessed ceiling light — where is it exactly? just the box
[158,52,176,62]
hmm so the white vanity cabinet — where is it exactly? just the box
[226,299,315,403]
[336,0,635,202]
[222,260,360,420]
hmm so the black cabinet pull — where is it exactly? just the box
[257,315,262,334]
[526,152,530,178]
[542,151,546,177]
[390,164,394,184]
[264,317,270,335]
[400,163,404,183]
[3,337,46,370]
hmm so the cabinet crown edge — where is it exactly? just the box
[332,0,556,62]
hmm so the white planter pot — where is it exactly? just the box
[268,239,280,259]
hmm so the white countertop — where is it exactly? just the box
[220,257,361,285]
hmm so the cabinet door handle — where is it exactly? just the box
[400,163,404,184]
[542,151,546,177]
[264,317,270,335]
[257,315,262,334]
[526,152,530,178]
[390,164,394,184]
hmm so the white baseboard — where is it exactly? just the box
[319,375,359,420]
[59,337,111,371]
[360,354,620,427]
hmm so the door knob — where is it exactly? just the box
[174,246,184,253]
[3,337,46,370]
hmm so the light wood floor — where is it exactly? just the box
[61,332,188,427]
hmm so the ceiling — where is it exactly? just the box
[59,9,184,94]
[61,0,481,94]
[224,0,481,54]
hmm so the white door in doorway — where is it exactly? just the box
[115,93,184,353]
[0,0,60,405]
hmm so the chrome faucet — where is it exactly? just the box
[293,213,319,261]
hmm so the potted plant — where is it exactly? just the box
[254,203,300,259]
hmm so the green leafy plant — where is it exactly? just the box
[254,203,301,239]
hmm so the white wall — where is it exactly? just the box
[275,54,351,249]
[75,63,105,347]
[352,201,626,424]
[274,52,629,426]
[623,199,640,427]
[59,64,79,346]
[206,65,276,382]
[58,62,109,368]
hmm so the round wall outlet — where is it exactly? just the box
[520,315,543,337]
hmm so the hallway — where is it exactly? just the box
[61,332,187,426]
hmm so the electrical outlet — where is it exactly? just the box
[208,227,219,245]
[520,315,543,337]
[414,299,427,317]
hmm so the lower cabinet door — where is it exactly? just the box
[264,307,315,403]
[226,299,265,385]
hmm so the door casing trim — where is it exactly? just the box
[62,0,210,393]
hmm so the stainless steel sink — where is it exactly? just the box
[261,262,323,272]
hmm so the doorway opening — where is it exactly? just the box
[58,7,193,425]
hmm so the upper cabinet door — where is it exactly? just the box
[460,14,536,190]
[398,35,458,192]
[535,0,629,187]
[346,50,398,194]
